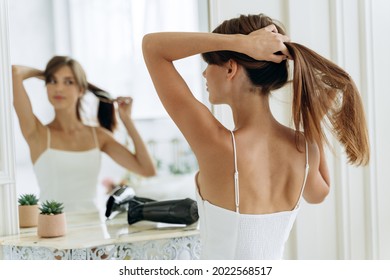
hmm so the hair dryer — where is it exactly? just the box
[127,197,199,225]
[105,185,155,219]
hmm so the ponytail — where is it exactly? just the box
[87,83,117,132]
[285,42,370,166]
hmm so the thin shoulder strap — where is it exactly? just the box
[294,138,310,210]
[91,127,99,148]
[46,127,51,149]
[230,130,240,213]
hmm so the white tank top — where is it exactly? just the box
[195,131,309,259]
[33,127,101,213]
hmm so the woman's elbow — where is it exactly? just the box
[140,165,157,178]
[146,169,157,178]
[304,183,330,204]
[142,34,155,58]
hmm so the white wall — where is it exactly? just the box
[209,0,390,259]
[371,0,390,260]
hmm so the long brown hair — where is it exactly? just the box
[44,56,117,132]
[202,14,369,166]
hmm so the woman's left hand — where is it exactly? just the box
[116,96,133,121]
[247,24,291,63]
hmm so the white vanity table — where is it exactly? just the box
[0,212,200,260]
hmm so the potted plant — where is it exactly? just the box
[18,193,39,228]
[37,200,67,238]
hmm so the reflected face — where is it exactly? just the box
[202,64,227,104]
[46,66,83,110]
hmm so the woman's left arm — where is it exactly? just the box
[100,97,156,177]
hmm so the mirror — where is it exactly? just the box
[9,0,209,215]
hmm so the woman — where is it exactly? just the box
[142,14,369,259]
[12,56,156,213]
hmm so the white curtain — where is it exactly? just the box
[66,0,203,119]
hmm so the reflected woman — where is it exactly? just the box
[142,14,369,259]
[12,56,156,213]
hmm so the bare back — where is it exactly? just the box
[142,31,329,211]
[196,123,310,215]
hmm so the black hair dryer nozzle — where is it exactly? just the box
[127,198,199,225]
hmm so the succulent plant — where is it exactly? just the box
[39,200,64,215]
[18,194,39,206]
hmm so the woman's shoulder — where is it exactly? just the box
[92,125,112,135]
[92,125,118,145]
[272,125,304,147]
[268,126,321,166]
[280,126,321,170]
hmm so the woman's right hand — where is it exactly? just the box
[116,96,133,122]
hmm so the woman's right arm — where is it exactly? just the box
[12,65,45,140]
[303,142,331,204]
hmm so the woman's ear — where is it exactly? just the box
[78,87,85,98]
[226,59,238,80]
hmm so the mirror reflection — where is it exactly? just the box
[10,0,208,216]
